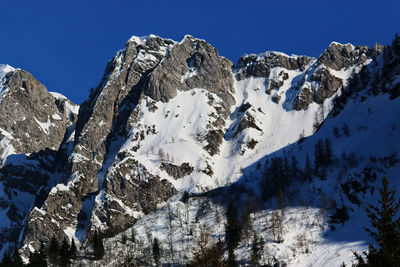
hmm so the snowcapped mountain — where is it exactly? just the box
[0,34,399,266]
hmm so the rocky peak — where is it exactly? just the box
[0,68,78,158]
[318,42,373,70]
[235,52,313,80]
[145,35,235,113]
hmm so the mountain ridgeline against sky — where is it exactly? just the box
[0,34,399,266]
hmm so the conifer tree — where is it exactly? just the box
[69,239,77,260]
[290,155,298,180]
[225,201,241,266]
[152,237,161,266]
[353,178,400,266]
[304,153,313,181]
[0,251,12,267]
[324,138,333,166]
[48,236,60,265]
[12,248,23,267]
[92,230,105,260]
[250,232,262,266]
[59,238,70,266]
[28,242,48,267]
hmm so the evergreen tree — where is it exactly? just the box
[353,178,400,266]
[250,232,262,266]
[48,236,60,265]
[69,239,77,260]
[392,32,400,55]
[314,139,324,174]
[304,153,313,181]
[225,202,241,266]
[0,251,12,267]
[324,138,333,166]
[227,249,237,267]
[92,230,105,260]
[152,238,161,266]
[181,191,190,204]
[28,242,48,267]
[342,123,350,136]
[59,238,70,266]
[290,155,298,180]
[12,248,24,267]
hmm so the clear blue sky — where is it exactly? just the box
[0,0,399,104]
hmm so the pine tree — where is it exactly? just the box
[0,251,12,267]
[304,153,313,181]
[290,155,298,180]
[353,178,400,266]
[324,138,333,166]
[225,202,241,266]
[342,123,350,136]
[69,239,77,260]
[28,242,48,267]
[92,230,105,260]
[226,249,236,267]
[59,238,70,266]
[250,232,262,266]
[181,191,189,204]
[48,236,60,265]
[152,238,161,266]
[12,248,24,267]
[314,139,324,175]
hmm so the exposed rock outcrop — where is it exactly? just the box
[146,35,235,114]
[236,52,312,80]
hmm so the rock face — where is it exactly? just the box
[0,69,77,157]
[236,52,312,81]
[0,66,78,256]
[146,35,235,114]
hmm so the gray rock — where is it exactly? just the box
[318,42,370,70]
[146,35,235,114]
[236,52,312,80]
[160,162,194,179]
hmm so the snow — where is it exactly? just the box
[33,116,52,134]
[65,100,79,118]
[329,41,355,49]
[181,68,198,82]
[0,128,16,165]
[254,50,300,60]
[50,91,79,120]
[0,64,15,80]
[128,35,153,44]
[49,91,68,100]
[52,113,62,120]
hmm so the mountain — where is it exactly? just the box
[0,34,399,266]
